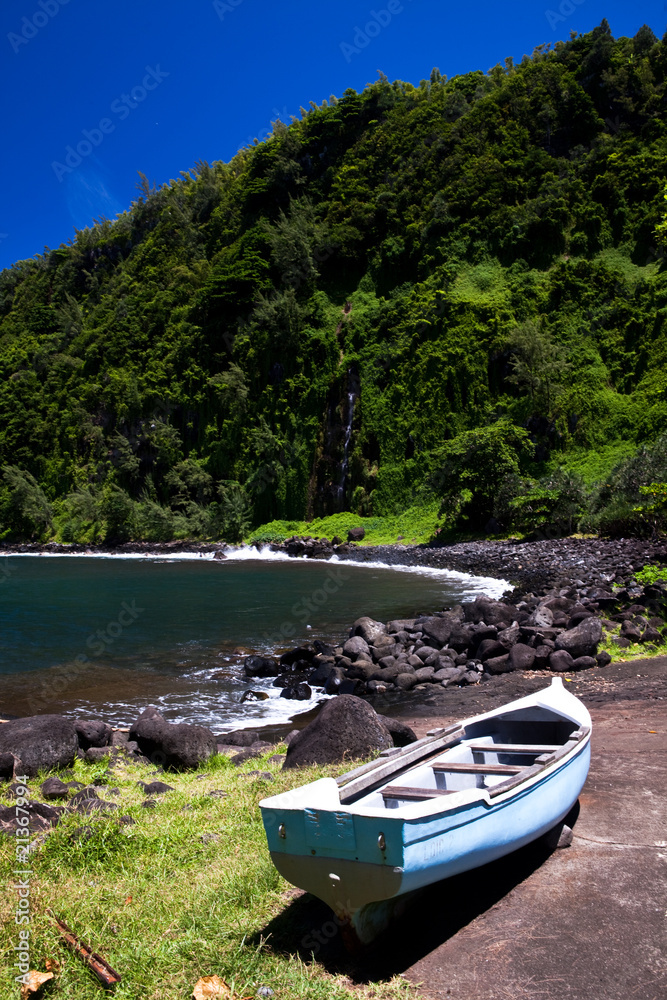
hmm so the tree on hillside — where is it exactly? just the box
[432,421,534,529]
[506,321,571,414]
[0,466,52,540]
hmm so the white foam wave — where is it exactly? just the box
[67,681,330,731]
[3,544,509,596]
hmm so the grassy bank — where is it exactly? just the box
[0,749,413,1000]
[246,503,442,548]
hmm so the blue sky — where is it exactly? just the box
[0,0,664,271]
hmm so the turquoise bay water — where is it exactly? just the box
[0,551,506,730]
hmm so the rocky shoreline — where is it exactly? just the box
[240,578,667,703]
[276,534,667,598]
[2,534,666,839]
[230,534,667,705]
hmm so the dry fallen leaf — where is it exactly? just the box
[44,959,60,973]
[124,895,133,905]
[19,970,54,997]
[191,976,252,1000]
[192,977,232,999]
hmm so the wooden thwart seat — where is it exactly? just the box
[381,785,457,802]
[465,742,561,754]
[432,762,524,775]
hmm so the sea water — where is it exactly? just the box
[0,549,508,732]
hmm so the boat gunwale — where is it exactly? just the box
[341,725,591,820]
[259,678,592,823]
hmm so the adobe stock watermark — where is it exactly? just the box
[340,0,413,63]
[213,0,245,21]
[51,65,169,182]
[13,777,33,988]
[260,563,351,648]
[545,0,586,31]
[27,599,144,713]
[8,0,71,55]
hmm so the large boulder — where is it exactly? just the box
[448,625,475,653]
[351,617,386,645]
[549,650,574,672]
[418,618,449,646]
[308,659,336,686]
[74,720,112,750]
[462,597,518,627]
[386,618,418,634]
[0,715,78,777]
[570,656,597,671]
[484,653,511,674]
[476,639,507,662]
[283,695,392,768]
[508,643,536,671]
[280,682,312,701]
[543,597,575,614]
[130,707,217,770]
[555,617,603,659]
[342,635,370,660]
[497,623,521,649]
[279,646,316,667]
[347,527,365,542]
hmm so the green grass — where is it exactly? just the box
[246,502,442,548]
[594,248,661,288]
[450,259,509,305]
[598,630,667,664]
[0,750,415,1000]
[545,441,637,487]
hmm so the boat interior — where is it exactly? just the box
[340,707,588,810]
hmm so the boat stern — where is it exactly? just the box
[260,777,405,925]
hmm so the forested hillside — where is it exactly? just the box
[1,20,667,544]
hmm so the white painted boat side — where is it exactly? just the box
[259,678,592,934]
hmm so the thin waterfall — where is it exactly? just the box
[337,381,356,501]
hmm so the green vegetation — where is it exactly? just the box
[635,562,667,585]
[247,501,442,546]
[1,21,667,544]
[0,752,414,1000]
[598,627,667,663]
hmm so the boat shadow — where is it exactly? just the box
[252,803,580,983]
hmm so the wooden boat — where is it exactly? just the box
[259,678,591,949]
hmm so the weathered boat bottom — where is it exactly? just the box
[271,851,403,918]
[273,812,574,949]
[272,850,414,948]
[262,680,592,951]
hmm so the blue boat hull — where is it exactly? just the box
[261,679,592,947]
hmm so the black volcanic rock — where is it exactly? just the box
[130,707,217,770]
[555,618,603,659]
[283,695,392,768]
[74,720,112,750]
[0,715,78,777]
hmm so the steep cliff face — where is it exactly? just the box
[1,22,666,542]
